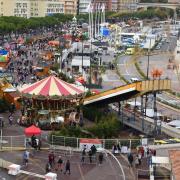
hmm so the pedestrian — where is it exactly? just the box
[91,145,97,155]
[31,134,36,147]
[98,152,103,165]
[38,138,41,151]
[45,162,51,173]
[8,114,13,125]
[138,153,142,165]
[57,156,63,172]
[88,150,93,163]
[128,153,134,167]
[48,152,55,168]
[23,150,30,166]
[135,155,139,168]
[64,160,70,175]
[81,148,86,163]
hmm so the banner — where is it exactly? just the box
[79,138,102,150]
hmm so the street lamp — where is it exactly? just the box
[145,38,152,117]
[59,36,65,73]
[0,117,3,149]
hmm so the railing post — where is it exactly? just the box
[77,138,79,149]
[11,136,12,152]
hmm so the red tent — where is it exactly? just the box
[24,125,41,136]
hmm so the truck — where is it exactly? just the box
[125,48,135,55]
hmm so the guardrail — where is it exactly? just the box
[0,158,12,169]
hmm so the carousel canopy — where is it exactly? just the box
[24,125,41,136]
[19,75,84,97]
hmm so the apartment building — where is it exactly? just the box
[168,0,180,3]
[78,0,112,14]
[116,0,139,13]
[0,0,77,18]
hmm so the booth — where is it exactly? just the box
[24,125,41,136]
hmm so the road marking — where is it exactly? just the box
[78,164,85,180]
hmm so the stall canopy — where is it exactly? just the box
[24,125,41,136]
[19,75,84,96]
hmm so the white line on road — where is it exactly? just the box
[78,164,85,180]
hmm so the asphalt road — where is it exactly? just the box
[117,51,180,117]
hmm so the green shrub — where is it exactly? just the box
[86,113,122,138]
[0,99,10,113]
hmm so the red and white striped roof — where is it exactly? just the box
[20,76,84,96]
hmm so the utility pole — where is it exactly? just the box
[145,38,151,117]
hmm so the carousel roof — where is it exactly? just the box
[20,76,84,96]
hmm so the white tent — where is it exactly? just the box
[167,120,180,128]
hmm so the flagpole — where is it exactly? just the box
[91,4,94,40]
[97,3,100,37]
[95,4,98,38]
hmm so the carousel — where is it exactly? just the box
[19,75,85,129]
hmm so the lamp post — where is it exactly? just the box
[145,38,152,117]
[59,36,65,73]
[0,117,3,149]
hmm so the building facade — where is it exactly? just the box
[168,0,180,3]
[78,0,112,14]
[0,0,77,18]
[116,0,139,13]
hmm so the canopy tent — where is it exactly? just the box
[19,75,84,97]
[24,125,41,136]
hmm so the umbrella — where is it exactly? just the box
[24,125,41,136]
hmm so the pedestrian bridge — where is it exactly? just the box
[84,79,171,106]
[137,3,180,10]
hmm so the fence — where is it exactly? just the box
[0,134,154,151]
[0,135,26,151]
[51,135,155,150]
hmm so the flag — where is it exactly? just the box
[86,3,91,13]
[101,3,105,12]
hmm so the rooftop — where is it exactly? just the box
[169,150,180,180]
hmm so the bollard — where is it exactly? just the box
[8,164,21,175]
[45,172,57,180]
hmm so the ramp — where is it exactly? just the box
[84,80,171,106]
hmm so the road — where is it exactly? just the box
[117,51,180,117]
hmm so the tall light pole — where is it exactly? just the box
[145,38,151,117]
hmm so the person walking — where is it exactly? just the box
[98,152,103,165]
[88,150,93,163]
[23,150,30,166]
[57,156,63,172]
[8,114,13,125]
[135,155,139,168]
[64,160,70,175]
[45,162,51,173]
[81,148,86,163]
[48,152,55,168]
[128,153,134,168]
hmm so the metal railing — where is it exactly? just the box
[0,135,26,151]
[51,135,155,150]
